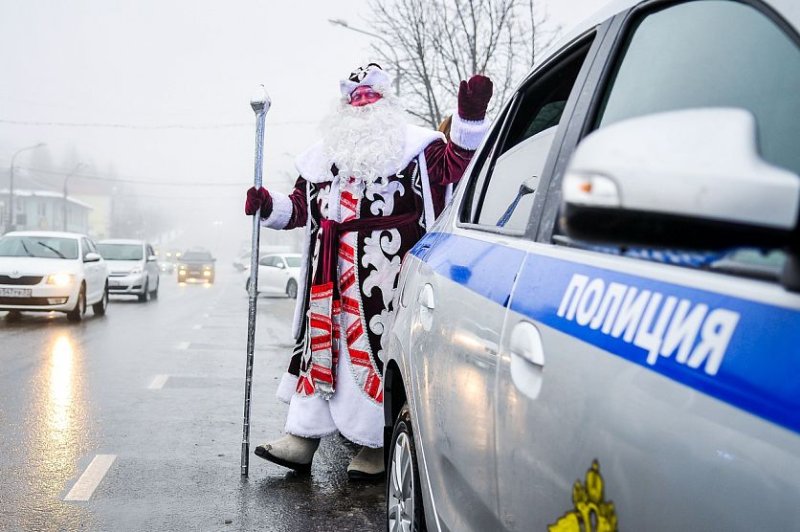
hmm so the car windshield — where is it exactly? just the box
[182,251,213,261]
[0,236,79,259]
[96,243,143,260]
[285,256,302,268]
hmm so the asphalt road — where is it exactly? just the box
[0,268,383,531]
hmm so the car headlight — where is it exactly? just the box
[130,267,143,275]
[203,265,212,270]
[46,273,74,286]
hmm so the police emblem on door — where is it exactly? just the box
[548,460,618,532]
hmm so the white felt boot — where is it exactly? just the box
[254,434,320,474]
[347,446,385,480]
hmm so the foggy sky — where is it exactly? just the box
[0,0,605,257]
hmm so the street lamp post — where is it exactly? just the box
[328,18,402,95]
[7,142,46,232]
[63,163,87,232]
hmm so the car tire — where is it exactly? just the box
[92,283,109,316]
[5,310,22,322]
[67,284,86,322]
[138,279,150,302]
[387,402,426,532]
[151,279,159,300]
[286,279,298,299]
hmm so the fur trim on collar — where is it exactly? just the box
[295,124,445,184]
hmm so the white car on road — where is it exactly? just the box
[97,239,160,302]
[0,231,109,321]
[245,253,301,298]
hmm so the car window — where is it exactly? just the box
[559,0,800,282]
[260,256,276,267]
[82,238,92,258]
[182,251,213,261]
[462,41,593,233]
[285,256,302,268]
[596,0,800,176]
[0,236,79,259]
[460,105,511,224]
[97,243,144,260]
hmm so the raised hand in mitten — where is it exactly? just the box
[457,75,494,121]
[244,186,273,218]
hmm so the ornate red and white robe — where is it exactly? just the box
[261,117,487,447]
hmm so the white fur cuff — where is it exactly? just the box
[276,373,299,404]
[261,191,293,230]
[285,393,337,438]
[451,114,489,151]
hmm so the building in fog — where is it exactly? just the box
[72,192,112,239]
[0,188,91,234]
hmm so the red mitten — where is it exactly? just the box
[244,186,273,218]
[457,75,494,121]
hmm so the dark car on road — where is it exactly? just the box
[177,249,215,284]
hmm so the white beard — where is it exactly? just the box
[320,97,407,189]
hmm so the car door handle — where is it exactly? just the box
[509,321,545,400]
[419,283,435,311]
[418,283,435,331]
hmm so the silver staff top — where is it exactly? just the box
[250,85,271,114]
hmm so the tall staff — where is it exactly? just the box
[242,85,271,477]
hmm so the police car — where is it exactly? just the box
[382,0,800,530]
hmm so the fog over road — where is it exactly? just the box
[0,267,382,531]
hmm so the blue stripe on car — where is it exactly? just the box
[410,232,800,435]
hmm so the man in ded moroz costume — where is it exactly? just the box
[244,63,493,479]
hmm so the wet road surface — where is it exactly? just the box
[0,268,383,531]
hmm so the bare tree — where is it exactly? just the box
[368,0,558,127]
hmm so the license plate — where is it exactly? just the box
[0,287,32,298]
[108,279,121,287]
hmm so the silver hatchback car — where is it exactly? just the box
[383,0,800,530]
[97,239,160,302]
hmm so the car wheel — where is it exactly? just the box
[151,279,159,300]
[92,283,109,316]
[138,279,150,302]
[286,279,298,299]
[387,403,426,532]
[67,284,86,322]
[5,310,22,322]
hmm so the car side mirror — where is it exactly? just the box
[84,252,102,263]
[561,108,799,250]
[147,255,157,262]
[277,262,285,269]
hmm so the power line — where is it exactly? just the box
[16,165,251,187]
[0,118,316,130]
[113,192,241,201]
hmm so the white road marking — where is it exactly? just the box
[192,324,202,330]
[176,341,190,350]
[147,375,169,390]
[64,454,117,502]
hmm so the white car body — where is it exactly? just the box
[0,231,108,316]
[97,239,160,300]
[382,0,800,530]
[251,253,301,297]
